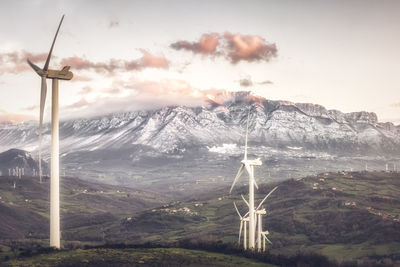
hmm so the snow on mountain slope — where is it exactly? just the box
[0,92,399,156]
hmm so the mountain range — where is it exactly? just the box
[0,92,399,194]
[1,92,399,155]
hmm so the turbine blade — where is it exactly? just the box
[43,15,65,71]
[238,221,243,244]
[27,59,42,74]
[265,235,273,244]
[241,194,249,207]
[39,76,47,181]
[233,202,243,218]
[244,109,250,160]
[254,176,259,190]
[229,164,245,193]
[261,232,267,240]
[249,165,259,190]
[256,186,278,211]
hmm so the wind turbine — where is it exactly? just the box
[27,15,73,249]
[241,186,278,252]
[230,109,262,249]
[261,230,272,252]
[233,202,249,249]
[255,186,277,251]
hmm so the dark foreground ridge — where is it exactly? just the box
[0,241,345,267]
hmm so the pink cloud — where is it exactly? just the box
[224,32,277,63]
[391,102,400,108]
[0,49,169,76]
[66,98,89,109]
[59,57,121,73]
[0,109,35,124]
[171,33,220,54]
[170,32,277,64]
[61,78,238,119]
[78,86,94,95]
[0,50,47,74]
[60,50,169,74]
[138,49,169,69]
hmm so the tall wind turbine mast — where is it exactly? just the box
[230,108,262,250]
[27,15,73,249]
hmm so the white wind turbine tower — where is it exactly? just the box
[261,230,272,252]
[233,202,250,249]
[255,186,277,251]
[27,15,73,249]
[230,109,261,250]
[241,186,278,252]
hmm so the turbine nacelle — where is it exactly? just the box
[241,158,262,166]
[47,67,73,80]
[255,209,266,215]
[27,59,73,80]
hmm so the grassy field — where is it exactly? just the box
[0,171,399,264]
[116,171,400,261]
[2,248,272,267]
[0,175,166,242]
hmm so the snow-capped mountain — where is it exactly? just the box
[1,92,399,156]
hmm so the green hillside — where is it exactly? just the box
[117,171,400,261]
[0,171,399,264]
[0,175,166,242]
[2,247,272,267]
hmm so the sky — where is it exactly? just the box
[0,0,399,124]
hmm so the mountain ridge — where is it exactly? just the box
[0,92,399,157]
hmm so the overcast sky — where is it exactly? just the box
[0,0,399,124]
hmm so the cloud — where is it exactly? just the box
[22,105,38,111]
[66,98,89,109]
[61,78,237,119]
[223,32,277,63]
[101,87,123,95]
[0,49,169,76]
[70,74,93,82]
[171,33,220,54]
[78,86,94,95]
[137,49,169,69]
[0,49,47,74]
[60,49,169,74]
[0,109,35,124]
[59,57,121,73]
[239,78,253,87]
[109,19,120,28]
[391,102,400,108]
[170,32,277,64]
[258,80,273,85]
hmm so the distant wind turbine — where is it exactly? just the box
[230,109,262,249]
[261,230,272,252]
[241,186,278,252]
[27,14,73,249]
[233,202,249,250]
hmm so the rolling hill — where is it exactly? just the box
[0,174,166,242]
[0,171,398,264]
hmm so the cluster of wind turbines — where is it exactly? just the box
[27,15,73,248]
[230,111,278,252]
